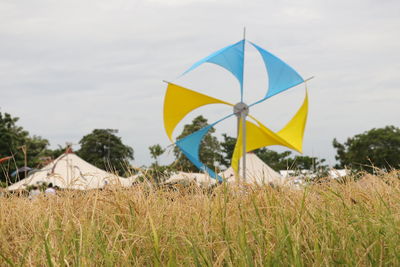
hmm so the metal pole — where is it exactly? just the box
[242,112,247,182]
[234,102,249,183]
[242,27,247,182]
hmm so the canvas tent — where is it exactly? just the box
[7,152,134,190]
[164,153,284,186]
[328,169,349,179]
[219,153,285,185]
[164,171,216,186]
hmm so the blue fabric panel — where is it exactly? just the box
[176,125,212,162]
[176,110,240,182]
[176,124,222,181]
[250,42,304,99]
[182,40,244,93]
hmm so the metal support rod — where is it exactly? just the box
[242,112,247,182]
[237,27,246,181]
[234,102,249,183]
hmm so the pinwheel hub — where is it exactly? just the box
[233,102,249,117]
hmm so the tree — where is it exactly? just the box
[41,145,69,163]
[77,129,134,176]
[220,133,236,168]
[333,125,400,172]
[149,144,165,166]
[0,112,51,183]
[286,155,327,172]
[173,116,222,172]
[25,136,52,168]
[147,144,172,184]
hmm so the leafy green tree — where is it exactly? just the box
[174,116,222,172]
[149,144,165,166]
[147,144,169,183]
[286,155,327,172]
[0,112,29,155]
[77,129,134,176]
[220,133,236,168]
[42,145,68,162]
[333,125,400,172]
[25,136,52,167]
[0,112,51,183]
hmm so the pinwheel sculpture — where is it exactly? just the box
[163,37,312,182]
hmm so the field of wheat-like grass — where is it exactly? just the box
[1,172,400,266]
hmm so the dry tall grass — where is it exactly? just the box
[1,172,400,266]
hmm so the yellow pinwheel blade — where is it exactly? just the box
[232,119,286,174]
[163,83,233,141]
[231,90,309,173]
[277,90,308,153]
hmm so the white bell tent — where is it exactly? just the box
[164,171,216,186]
[7,152,134,190]
[164,153,284,186]
[219,153,284,185]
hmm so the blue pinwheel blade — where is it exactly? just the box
[175,113,234,181]
[250,41,304,104]
[182,40,245,99]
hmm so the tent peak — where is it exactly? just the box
[65,146,74,154]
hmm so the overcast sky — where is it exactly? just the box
[0,0,399,167]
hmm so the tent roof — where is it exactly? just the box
[7,153,134,190]
[164,153,284,186]
[164,171,216,186]
[328,169,349,179]
[219,153,284,185]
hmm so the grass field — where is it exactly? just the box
[1,172,400,266]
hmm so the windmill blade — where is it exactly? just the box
[275,89,308,152]
[181,40,245,97]
[249,41,304,104]
[163,82,233,141]
[231,89,308,174]
[252,89,309,153]
[175,113,234,181]
[231,119,290,174]
[176,124,221,181]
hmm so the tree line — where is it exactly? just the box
[152,116,400,175]
[1,110,399,185]
[0,111,133,184]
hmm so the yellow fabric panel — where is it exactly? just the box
[231,119,243,174]
[248,115,294,149]
[231,119,286,174]
[276,90,308,153]
[163,83,233,141]
[231,89,308,173]
[248,90,308,153]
